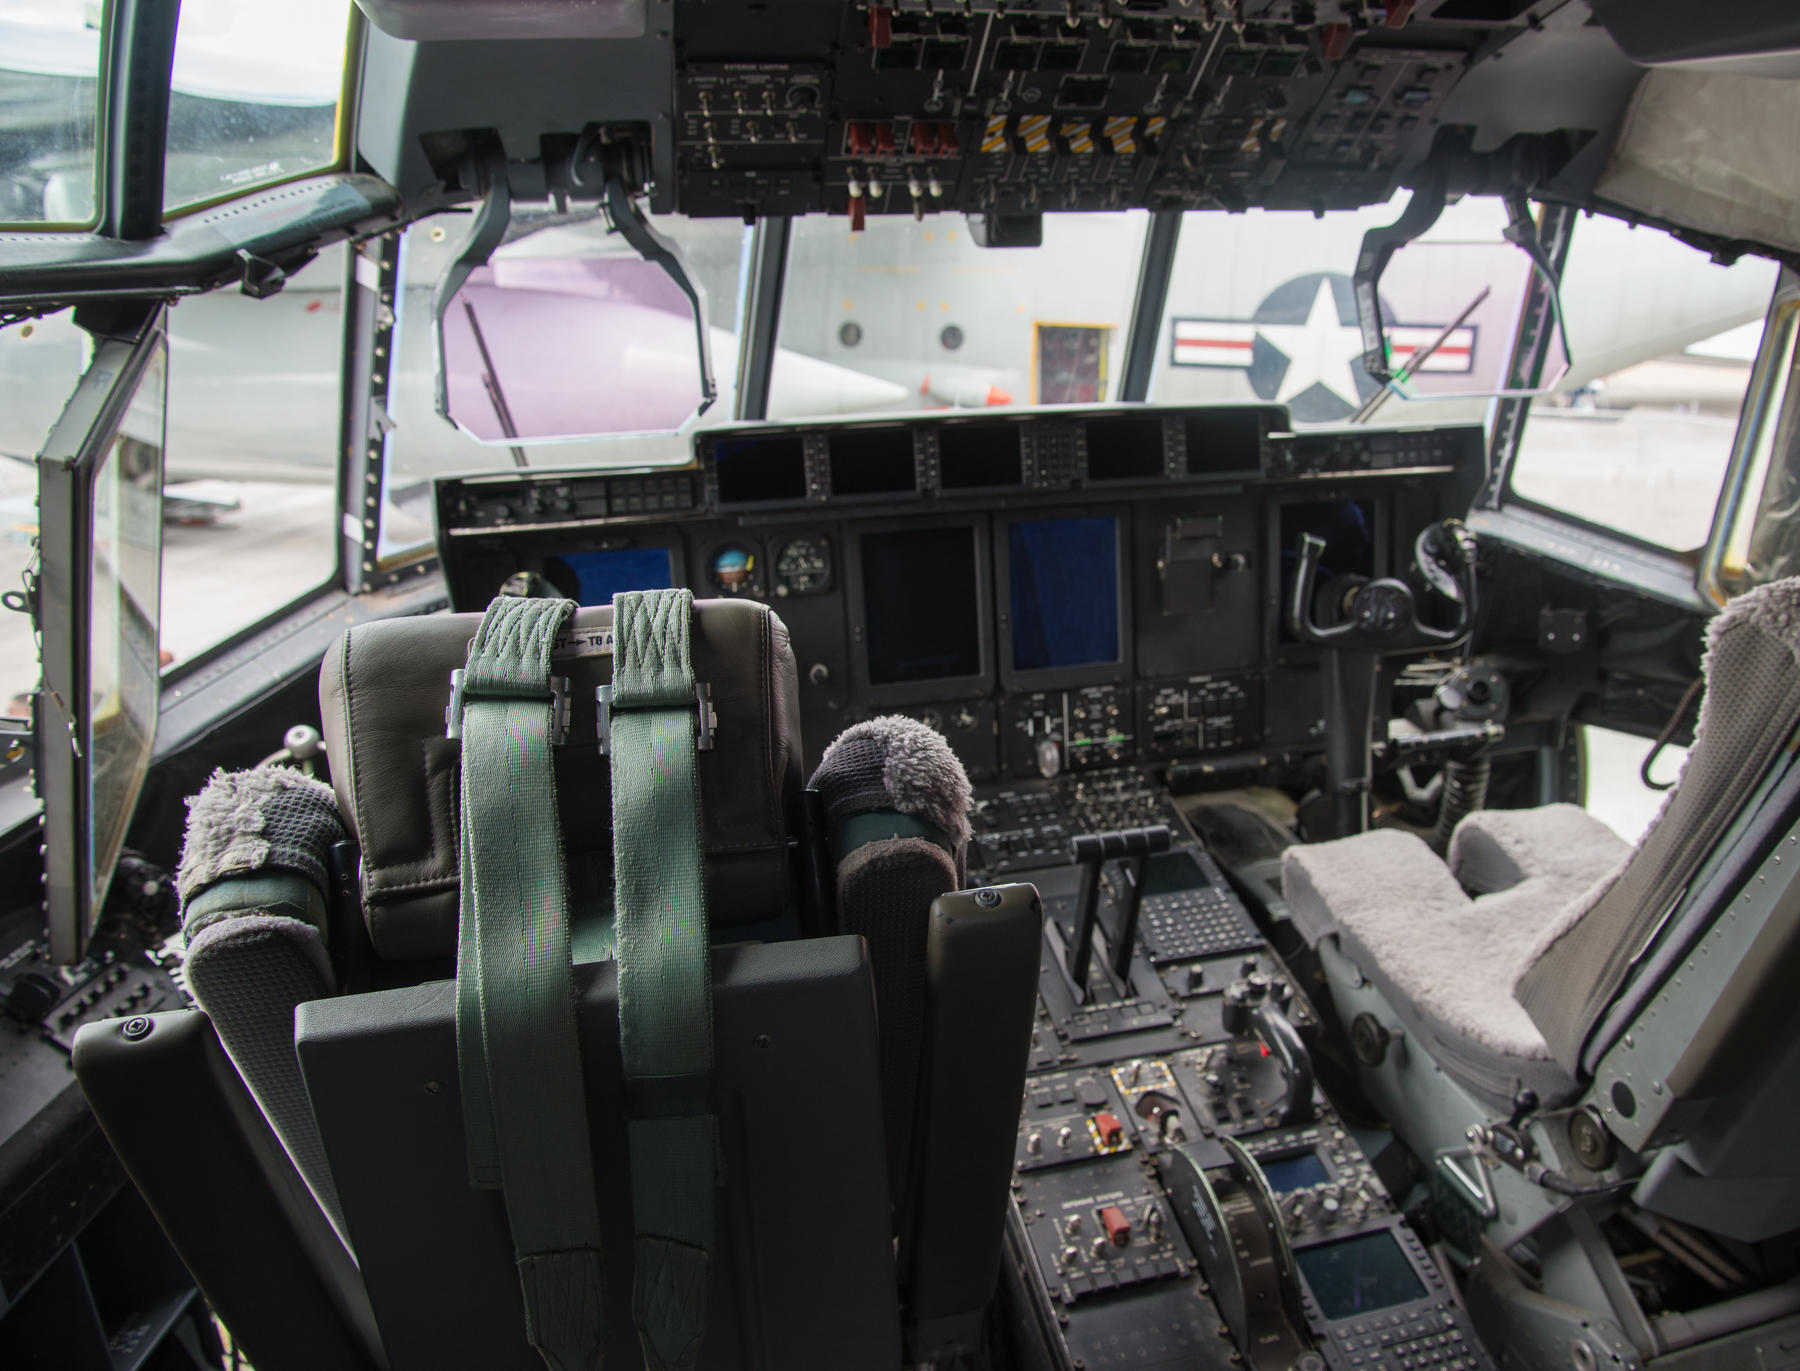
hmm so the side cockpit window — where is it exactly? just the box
[162,0,354,217]
[0,0,102,227]
[1507,219,1780,553]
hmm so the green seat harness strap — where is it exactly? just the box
[607,588,718,1371]
[450,595,605,1371]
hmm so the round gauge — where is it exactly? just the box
[708,544,757,596]
[774,536,833,597]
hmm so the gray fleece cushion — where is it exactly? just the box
[810,715,973,851]
[1282,828,1593,1107]
[1448,804,1629,896]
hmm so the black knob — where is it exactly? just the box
[1506,1088,1539,1130]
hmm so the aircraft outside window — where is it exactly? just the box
[0,0,355,228]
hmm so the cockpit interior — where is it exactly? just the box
[3,3,1800,1370]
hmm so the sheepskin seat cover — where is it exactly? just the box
[1282,808,1627,1109]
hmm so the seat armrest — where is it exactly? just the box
[902,884,1043,1362]
[73,1011,387,1371]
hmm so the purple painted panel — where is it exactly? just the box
[441,260,705,440]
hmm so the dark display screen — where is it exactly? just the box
[1279,498,1377,644]
[830,428,917,495]
[861,526,983,685]
[938,424,1024,489]
[1141,850,1209,897]
[1186,409,1265,475]
[1261,1151,1331,1193]
[1085,416,1166,481]
[551,548,673,606]
[1296,1230,1428,1322]
[1008,516,1120,672]
[714,434,808,504]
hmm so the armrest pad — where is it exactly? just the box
[73,1012,385,1371]
[903,883,1042,1360]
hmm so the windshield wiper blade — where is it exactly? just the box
[1351,285,1490,426]
[462,299,530,469]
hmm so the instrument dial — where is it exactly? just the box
[708,544,758,596]
[773,536,833,596]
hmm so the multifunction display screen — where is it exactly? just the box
[1295,1230,1427,1321]
[1141,850,1209,897]
[1007,516,1120,672]
[861,525,983,685]
[550,548,673,606]
[1260,1151,1331,1193]
[714,434,808,504]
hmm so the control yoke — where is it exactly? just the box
[1287,520,1477,838]
[1288,520,1475,652]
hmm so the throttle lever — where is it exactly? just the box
[1221,978,1316,1127]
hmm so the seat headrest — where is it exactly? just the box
[320,599,804,960]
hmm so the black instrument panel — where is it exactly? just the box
[436,405,1483,783]
[667,0,1500,222]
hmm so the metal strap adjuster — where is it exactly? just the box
[446,669,573,744]
[595,681,716,757]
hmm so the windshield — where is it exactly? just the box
[380,195,1769,560]
[773,211,1151,415]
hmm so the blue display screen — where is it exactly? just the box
[1008,516,1120,672]
[1261,1151,1331,1192]
[1295,1230,1427,1322]
[553,548,673,606]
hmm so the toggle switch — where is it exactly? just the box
[1099,1205,1132,1246]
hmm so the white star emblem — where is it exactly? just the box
[1255,279,1368,408]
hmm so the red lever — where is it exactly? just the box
[1100,1205,1132,1246]
[868,5,892,49]
[1093,1111,1124,1147]
[874,122,896,156]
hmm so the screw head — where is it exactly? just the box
[121,1016,152,1041]
[975,887,1002,907]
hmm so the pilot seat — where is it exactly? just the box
[1281,576,1800,1362]
[74,592,1041,1371]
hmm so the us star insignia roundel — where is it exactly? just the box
[1170,272,1476,423]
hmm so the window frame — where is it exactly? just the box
[1698,272,1800,607]
[1478,209,1778,596]
[35,304,166,962]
